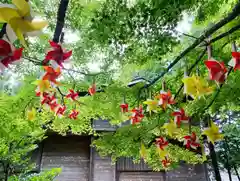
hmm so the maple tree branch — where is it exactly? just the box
[181,33,199,40]
[144,1,240,89]
[66,70,76,89]
[208,23,240,45]
[62,67,105,76]
[178,31,208,44]
[24,56,44,65]
[53,0,69,43]
[24,56,106,76]
[56,87,65,105]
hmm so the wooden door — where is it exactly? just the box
[41,135,90,181]
[118,172,164,181]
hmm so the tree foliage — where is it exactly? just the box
[0,0,240,178]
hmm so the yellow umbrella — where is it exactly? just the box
[143,98,159,115]
[182,75,213,99]
[162,120,178,137]
[33,79,52,93]
[0,0,48,47]
[202,121,224,144]
[27,107,36,121]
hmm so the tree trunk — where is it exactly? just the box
[4,163,9,181]
[208,142,222,181]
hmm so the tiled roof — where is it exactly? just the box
[92,119,131,131]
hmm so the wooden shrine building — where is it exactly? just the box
[31,119,209,181]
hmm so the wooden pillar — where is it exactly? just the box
[90,136,116,181]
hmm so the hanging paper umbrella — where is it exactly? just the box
[156,90,175,110]
[34,80,52,95]
[44,41,72,68]
[161,156,171,168]
[130,105,144,124]
[27,108,36,121]
[229,52,240,71]
[55,105,66,117]
[157,148,168,160]
[88,84,96,96]
[69,110,79,119]
[182,75,213,99]
[120,103,129,113]
[40,93,55,105]
[42,66,61,85]
[202,121,224,144]
[0,0,48,47]
[40,93,59,112]
[49,101,59,112]
[162,120,178,137]
[183,132,200,150]
[204,59,227,83]
[143,99,159,115]
[155,137,168,150]
[140,143,147,159]
[172,108,189,127]
[0,39,23,71]
[66,89,78,101]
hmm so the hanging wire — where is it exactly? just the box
[162,79,166,91]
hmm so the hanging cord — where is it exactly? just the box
[162,79,166,91]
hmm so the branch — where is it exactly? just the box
[144,1,240,89]
[56,87,87,106]
[56,87,65,105]
[66,70,76,89]
[62,67,105,76]
[174,84,184,99]
[24,56,106,76]
[177,31,208,44]
[53,0,69,43]
[24,56,44,65]
[208,23,240,45]
[181,33,199,40]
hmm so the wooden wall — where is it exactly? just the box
[116,158,208,181]
[30,135,208,181]
[41,135,90,181]
[118,172,165,181]
[166,164,208,181]
[90,147,116,181]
